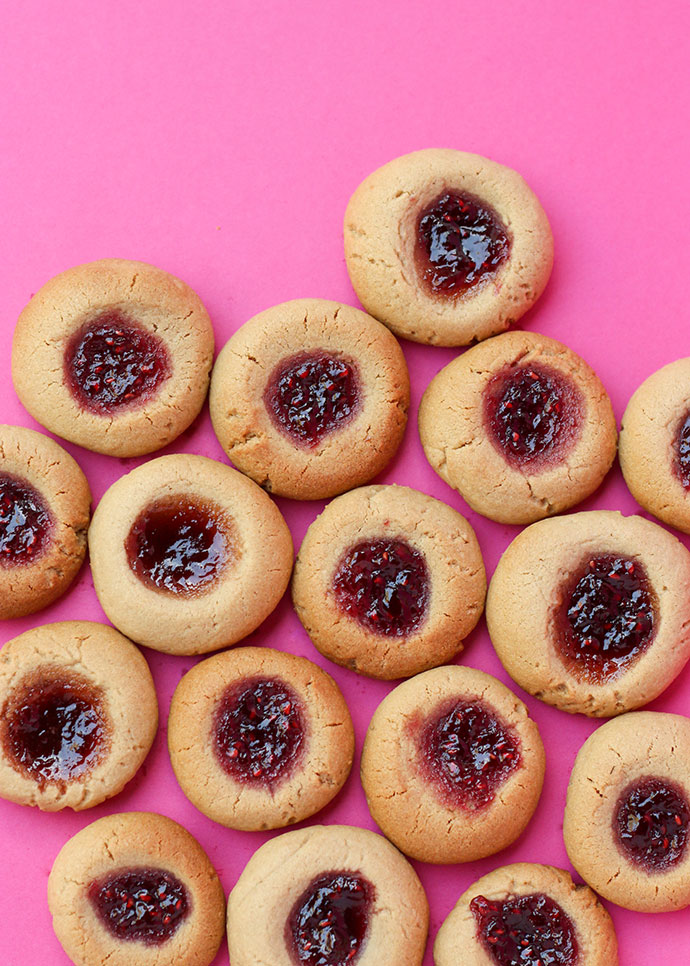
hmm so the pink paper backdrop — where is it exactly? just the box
[2,1,690,963]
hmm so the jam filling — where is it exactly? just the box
[286,871,374,966]
[484,363,583,468]
[264,351,360,447]
[674,410,690,488]
[89,868,189,944]
[416,191,510,296]
[556,555,656,681]
[126,496,232,596]
[0,473,53,565]
[332,538,429,637]
[470,892,579,966]
[213,677,305,786]
[615,777,690,871]
[419,699,521,809]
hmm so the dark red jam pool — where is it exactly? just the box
[332,538,429,637]
[64,310,170,414]
[416,191,510,296]
[483,363,583,469]
[126,496,232,596]
[213,677,305,786]
[674,410,690,488]
[556,555,656,681]
[615,777,690,871]
[264,351,360,447]
[89,868,189,944]
[470,892,579,966]
[286,871,374,966]
[419,699,521,809]
[0,473,53,565]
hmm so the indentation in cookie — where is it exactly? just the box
[615,777,689,871]
[89,867,189,944]
[470,892,579,966]
[674,410,690,488]
[286,871,375,966]
[0,473,54,565]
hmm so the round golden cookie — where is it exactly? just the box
[564,712,690,912]
[292,484,486,679]
[620,357,690,533]
[227,824,428,966]
[344,149,553,346]
[209,298,409,500]
[168,646,354,830]
[0,424,90,618]
[48,811,226,966]
[434,863,618,966]
[0,621,157,811]
[360,666,545,864]
[419,331,617,525]
[88,454,293,655]
[486,511,690,717]
[12,259,214,457]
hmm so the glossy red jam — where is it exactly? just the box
[0,473,53,565]
[213,677,305,786]
[332,538,429,637]
[64,310,170,414]
[264,352,360,447]
[416,191,510,296]
[286,871,374,966]
[89,868,189,944]
[126,496,232,596]
[674,411,690,488]
[615,777,689,871]
[556,555,656,681]
[470,892,579,966]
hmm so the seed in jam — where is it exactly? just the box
[483,363,583,468]
[418,699,521,809]
[0,473,53,565]
[264,352,360,447]
[332,539,429,637]
[89,868,189,944]
[286,871,374,966]
[126,497,232,596]
[416,191,511,297]
[213,677,305,786]
[674,411,690,488]
[470,892,579,966]
[556,555,656,681]
[64,310,170,414]
[615,777,689,871]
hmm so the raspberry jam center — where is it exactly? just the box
[89,868,189,944]
[126,496,232,596]
[264,352,360,447]
[213,677,305,786]
[615,777,689,871]
[64,310,170,414]
[0,473,53,565]
[286,872,374,966]
[470,892,579,966]
[416,191,510,296]
[674,411,690,488]
[419,699,521,809]
[332,538,430,637]
[556,555,656,680]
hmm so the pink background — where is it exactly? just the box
[2,1,690,963]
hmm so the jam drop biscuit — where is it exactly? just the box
[360,666,545,864]
[227,824,428,966]
[564,712,690,912]
[292,484,486,679]
[0,621,157,810]
[209,298,409,500]
[344,149,553,346]
[0,424,90,618]
[89,454,293,655]
[419,331,617,524]
[434,863,618,966]
[487,511,690,717]
[168,647,354,830]
[13,259,214,457]
[48,812,226,966]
